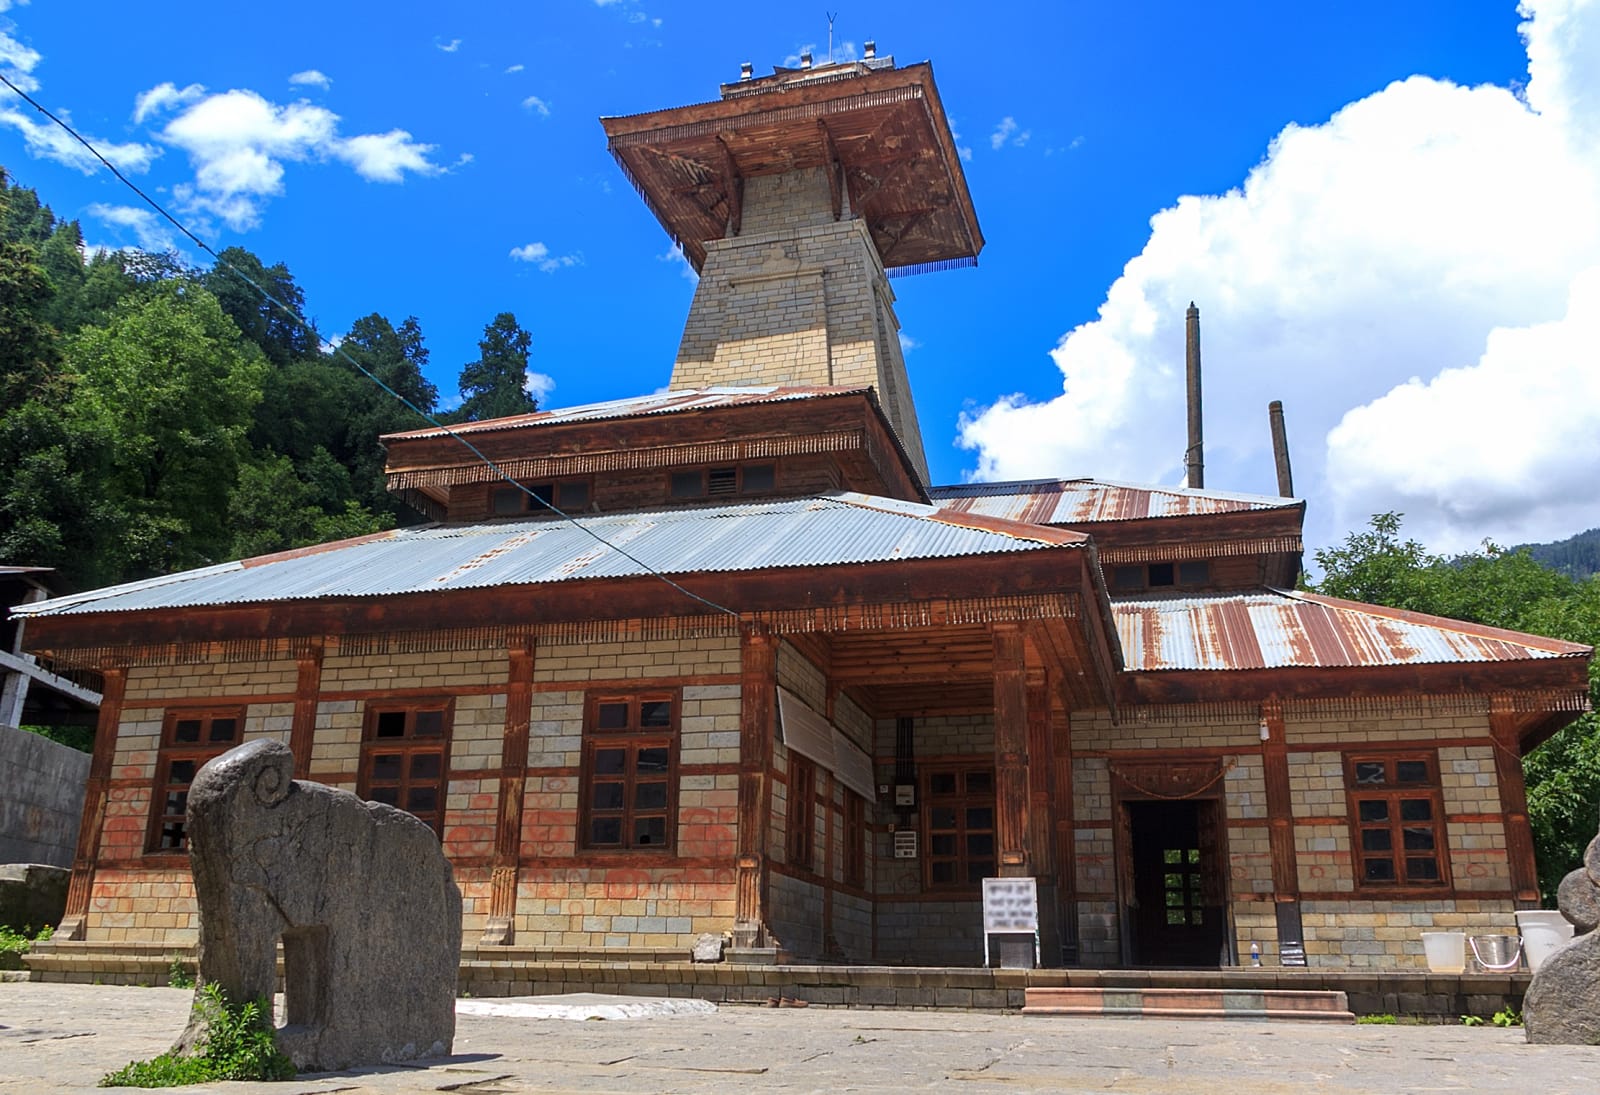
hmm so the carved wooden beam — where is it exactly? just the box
[817,118,844,220]
[714,133,743,236]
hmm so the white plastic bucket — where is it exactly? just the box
[1421,931,1466,974]
[1517,910,1575,973]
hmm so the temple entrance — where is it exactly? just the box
[1122,798,1228,967]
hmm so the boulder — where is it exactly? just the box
[1526,821,1600,1044]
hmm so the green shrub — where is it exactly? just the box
[99,982,294,1087]
[1356,1013,1397,1025]
[167,959,195,989]
[0,923,53,969]
[1492,1006,1523,1028]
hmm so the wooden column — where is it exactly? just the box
[58,667,125,941]
[1260,701,1298,901]
[484,636,535,945]
[1025,668,1059,959]
[992,625,1030,878]
[288,638,323,779]
[734,626,778,946]
[1049,685,1079,963]
[1489,698,1542,908]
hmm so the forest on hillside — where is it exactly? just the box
[1519,528,1600,582]
[0,167,542,591]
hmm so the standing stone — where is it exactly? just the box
[691,932,725,963]
[1526,821,1600,1044]
[176,739,461,1071]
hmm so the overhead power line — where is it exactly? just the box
[0,71,740,621]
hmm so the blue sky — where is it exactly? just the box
[2,1,1597,556]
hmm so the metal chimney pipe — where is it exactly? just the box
[1269,400,1294,497]
[1185,302,1204,489]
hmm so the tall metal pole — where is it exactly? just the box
[1185,302,1204,489]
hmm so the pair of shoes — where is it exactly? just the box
[779,996,808,1008]
[766,996,782,1008]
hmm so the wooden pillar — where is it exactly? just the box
[1489,698,1542,908]
[288,638,323,779]
[1049,685,1079,963]
[1025,668,1059,959]
[992,625,1030,878]
[734,626,778,946]
[1260,701,1298,901]
[59,667,125,941]
[484,635,535,945]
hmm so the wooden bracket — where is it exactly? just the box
[714,133,743,236]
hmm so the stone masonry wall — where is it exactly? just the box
[0,724,90,868]
[1067,703,1518,969]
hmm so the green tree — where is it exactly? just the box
[333,313,439,519]
[455,312,537,422]
[1311,513,1600,901]
[202,246,318,367]
[64,281,268,576]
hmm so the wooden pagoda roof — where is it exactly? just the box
[601,61,983,273]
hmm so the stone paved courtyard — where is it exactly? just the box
[3,981,1598,1093]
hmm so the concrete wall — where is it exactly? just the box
[0,724,90,868]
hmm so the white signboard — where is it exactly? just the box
[981,877,1039,933]
[893,830,918,859]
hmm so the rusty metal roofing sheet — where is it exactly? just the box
[385,386,870,440]
[1114,589,1590,671]
[930,478,1300,525]
[17,493,1077,618]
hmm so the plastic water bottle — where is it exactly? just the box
[1250,942,1262,967]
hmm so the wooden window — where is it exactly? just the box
[1345,752,1448,888]
[359,700,453,837]
[492,479,590,516]
[1111,561,1211,591]
[844,790,867,888]
[923,764,996,889]
[581,692,677,852]
[149,708,244,852]
[667,464,777,499]
[787,752,817,872]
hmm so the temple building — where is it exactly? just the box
[17,51,1591,972]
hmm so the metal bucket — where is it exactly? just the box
[1468,934,1523,972]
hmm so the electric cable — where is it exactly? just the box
[0,70,740,620]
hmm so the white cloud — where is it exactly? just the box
[959,0,1600,555]
[0,104,160,175]
[0,1,32,12]
[898,332,920,354]
[133,81,205,123]
[523,370,556,401]
[288,69,332,90]
[990,116,1030,150]
[658,243,697,282]
[948,117,974,162]
[335,129,439,182]
[510,241,581,272]
[154,88,441,228]
[435,37,462,53]
[505,64,525,74]
[0,26,40,92]
[521,95,550,117]
[86,202,174,251]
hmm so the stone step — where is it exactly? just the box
[1023,986,1355,1022]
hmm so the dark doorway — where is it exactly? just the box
[1125,799,1227,967]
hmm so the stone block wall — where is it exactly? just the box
[0,724,90,868]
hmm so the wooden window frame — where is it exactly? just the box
[787,751,817,874]
[147,707,246,853]
[1112,560,1211,592]
[844,789,867,889]
[491,477,592,517]
[357,698,454,838]
[1344,751,1450,893]
[667,462,778,500]
[580,690,679,854]
[922,762,997,892]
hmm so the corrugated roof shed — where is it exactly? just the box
[17,493,1083,618]
[1114,588,1591,671]
[931,478,1301,525]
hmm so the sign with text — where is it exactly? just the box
[981,877,1039,933]
[893,830,918,859]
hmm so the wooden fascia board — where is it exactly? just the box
[1070,505,1305,551]
[1118,657,1591,708]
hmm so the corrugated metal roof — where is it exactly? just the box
[1114,589,1591,671]
[18,493,1080,618]
[385,386,870,440]
[930,478,1300,525]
